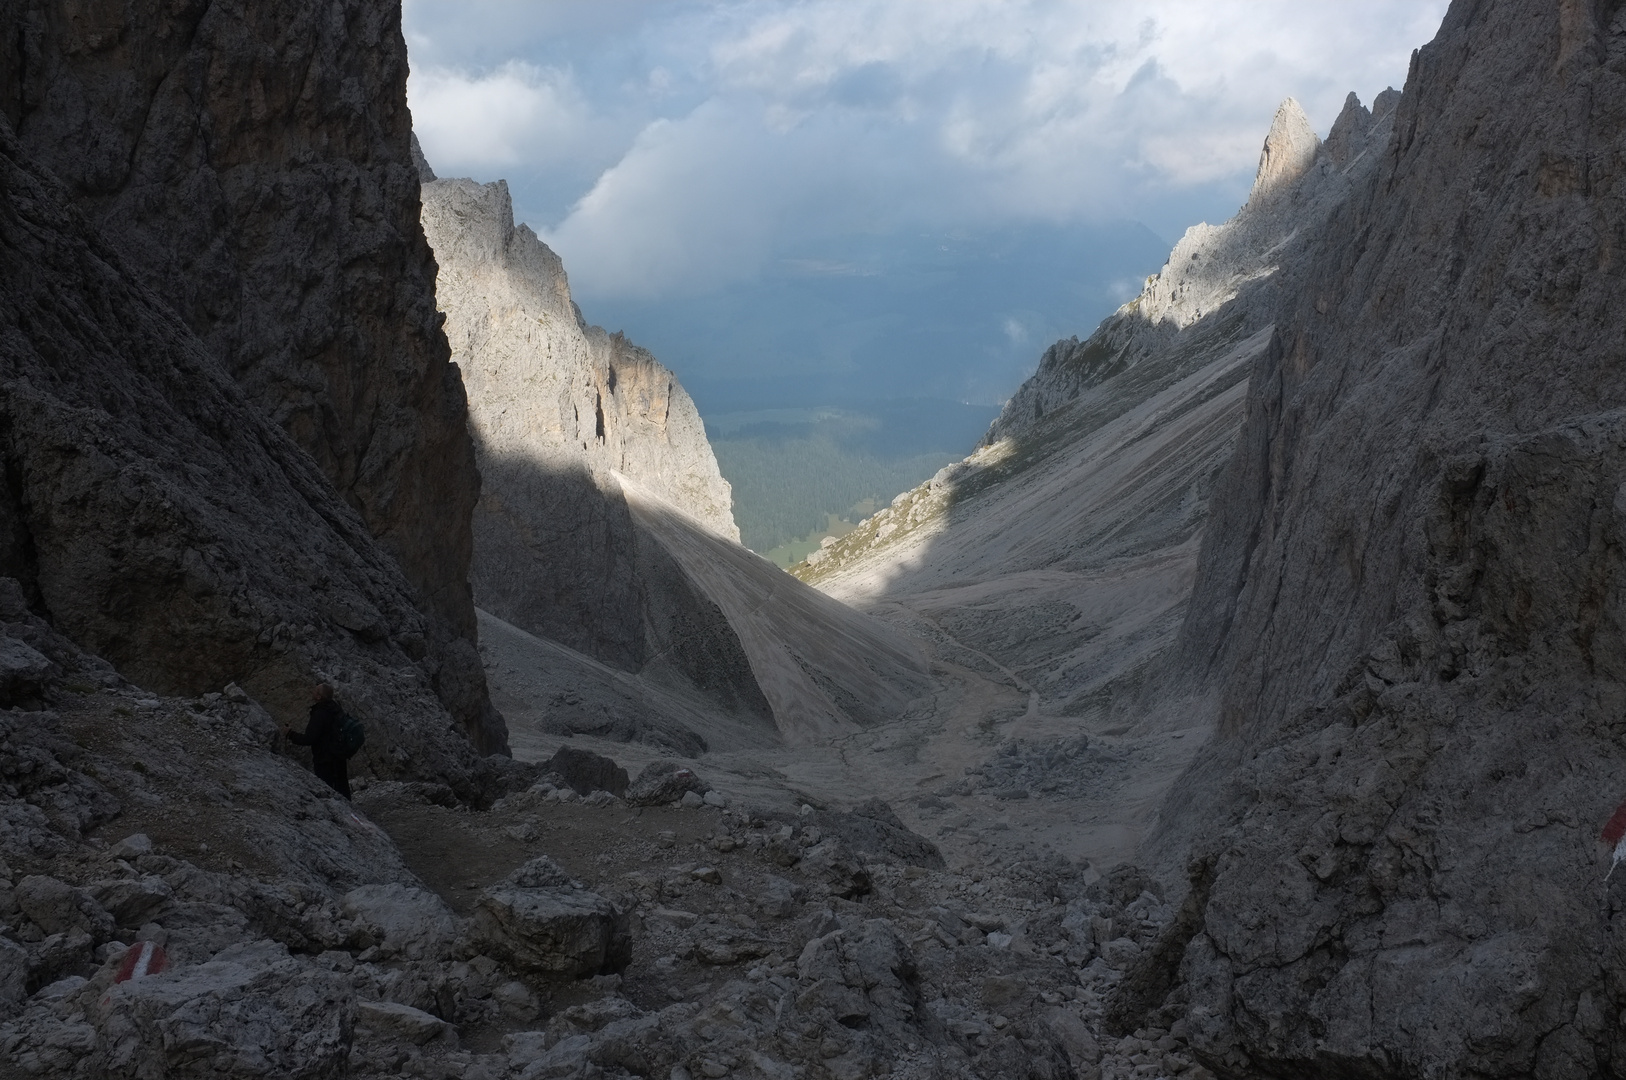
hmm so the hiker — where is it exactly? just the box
[283,683,351,800]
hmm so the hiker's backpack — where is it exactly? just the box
[337,711,366,759]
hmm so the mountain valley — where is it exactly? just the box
[2,2,1624,1079]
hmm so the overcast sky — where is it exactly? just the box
[402,0,1451,405]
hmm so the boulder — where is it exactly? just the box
[0,633,52,706]
[93,940,352,1078]
[356,1000,455,1046]
[105,834,154,861]
[754,878,806,917]
[1042,1007,1102,1072]
[0,935,26,1016]
[25,929,94,989]
[340,884,460,961]
[502,855,576,889]
[543,746,629,798]
[794,920,919,1033]
[818,800,945,870]
[626,761,706,807]
[89,876,173,928]
[799,840,872,899]
[15,875,115,939]
[472,887,630,977]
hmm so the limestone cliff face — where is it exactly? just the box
[0,0,500,753]
[983,93,1391,450]
[418,175,748,698]
[421,174,935,747]
[0,115,498,798]
[1126,2,1626,1076]
[419,177,736,542]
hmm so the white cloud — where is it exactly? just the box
[405,0,1452,299]
[409,62,589,172]
[540,104,787,296]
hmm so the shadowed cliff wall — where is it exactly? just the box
[1136,2,1626,1076]
[0,0,503,753]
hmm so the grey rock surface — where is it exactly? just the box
[541,745,629,798]
[420,176,738,543]
[339,884,459,962]
[471,886,630,977]
[14,876,113,940]
[0,117,495,797]
[0,1,501,754]
[0,635,52,708]
[423,174,938,748]
[95,941,353,1079]
[1114,2,1626,1077]
[356,999,454,1046]
[626,761,708,807]
[419,173,774,738]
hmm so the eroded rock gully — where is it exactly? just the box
[794,1,1626,1076]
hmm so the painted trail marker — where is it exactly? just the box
[113,941,168,984]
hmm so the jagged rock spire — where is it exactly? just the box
[1250,97,1319,198]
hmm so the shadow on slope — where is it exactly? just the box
[471,448,939,754]
[799,309,1265,725]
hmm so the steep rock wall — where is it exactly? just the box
[418,177,760,720]
[1138,3,1626,1077]
[421,177,736,543]
[421,174,936,746]
[0,0,500,753]
[0,114,497,798]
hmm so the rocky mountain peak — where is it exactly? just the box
[1249,96,1320,199]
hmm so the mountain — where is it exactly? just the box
[799,93,1397,732]
[418,170,937,750]
[1144,3,1626,1074]
[3,2,1620,1078]
[0,0,503,753]
[803,1,1626,1075]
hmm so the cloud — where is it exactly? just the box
[409,62,590,172]
[404,0,1452,300]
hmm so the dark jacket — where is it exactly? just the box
[289,700,345,763]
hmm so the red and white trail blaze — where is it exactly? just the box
[113,941,168,984]
[1603,797,1626,879]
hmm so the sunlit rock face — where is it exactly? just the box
[421,171,935,748]
[419,175,738,545]
[0,0,503,754]
[419,173,746,686]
